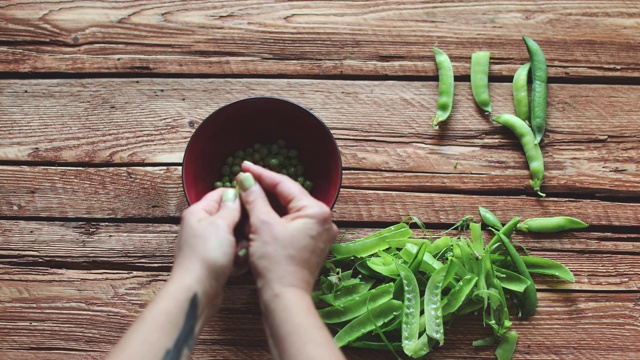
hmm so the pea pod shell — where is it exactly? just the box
[334,300,403,347]
[432,46,454,129]
[495,330,519,360]
[521,256,575,282]
[523,36,548,145]
[395,262,421,354]
[471,51,492,113]
[318,283,395,323]
[424,262,449,346]
[330,223,412,257]
[517,216,588,233]
[479,206,503,230]
[442,274,478,315]
[491,114,544,196]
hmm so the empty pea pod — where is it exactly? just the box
[432,46,454,129]
[424,262,449,346]
[395,262,421,354]
[330,223,412,257]
[495,330,519,360]
[491,114,545,196]
[442,273,478,315]
[517,216,588,233]
[512,62,531,123]
[496,232,537,318]
[471,51,492,113]
[333,300,403,347]
[318,283,395,323]
[523,36,548,144]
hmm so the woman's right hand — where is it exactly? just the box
[236,161,338,297]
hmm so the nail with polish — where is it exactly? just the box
[222,187,238,202]
[238,172,256,191]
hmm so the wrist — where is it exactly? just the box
[169,266,226,311]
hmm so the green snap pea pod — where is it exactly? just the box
[512,62,531,123]
[496,232,537,318]
[334,300,403,347]
[495,330,518,360]
[395,262,421,354]
[399,243,443,274]
[471,51,492,113]
[441,273,478,315]
[367,257,400,278]
[318,276,375,306]
[491,114,545,196]
[517,216,588,233]
[424,262,450,346]
[487,217,520,251]
[331,223,412,257]
[472,335,496,347]
[318,283,395,323]
[479,206,503,230]
[523,36,548,144]
[432,46,454,129]
[386,238,429,248]
[521,256,575,282]
[427,235,452,256]
[494,266,531,293]
[470,222,484,254]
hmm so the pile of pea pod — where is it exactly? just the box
[314,208,587,359]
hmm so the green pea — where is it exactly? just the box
[233,157,242,165]
[221,165,231,176]
[491,114,545,197]
[214,181,224,188]
[259,147,270,157]
[252,152,262,162]
[296,176,305,185]
[234,150,244,159]
[513,62,531,123]
[268,157,280,169]
[231,180,237,188]
[517,216,588,233]
[432,46,454,129]
[245,148,254,156]
[226,156,234,165]
[269,144,279,154]
[223,182,231,187]
[288,149,298,158]
[471,51,492,114]
[523,36,548,144]
[303,180,313,191]
[295,165,304,176]
[221,176,230,183]
[231,164,241,175]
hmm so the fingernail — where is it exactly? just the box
[222,187,238,202]
[238,172,255,191]
[243,160,253,166]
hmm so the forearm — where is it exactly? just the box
[107,273,223,360]
[260,287,346,360]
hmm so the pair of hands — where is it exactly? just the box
[172,161,338,305]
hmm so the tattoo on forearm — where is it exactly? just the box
[163,293,199,360]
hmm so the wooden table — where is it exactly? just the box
[1,1,639,359]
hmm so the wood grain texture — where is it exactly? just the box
[1,79,639,198]
[2,166,640,227]
[1,221,638,290]
[0,266,638,359]
[1,1,639,78]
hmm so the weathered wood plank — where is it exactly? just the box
[2,166,640,227]
[1,221,638,290]
[1,79,639,161]
[0,267,638,359]
[1,79,638,198]
[0,1,639,78]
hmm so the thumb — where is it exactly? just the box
[215,187,242,226]
[237,172,279,224]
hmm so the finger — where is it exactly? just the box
[189,187,225,217]
[231,240,250,276]
[215,187,242,226]
[241,161,316,213]
[236,171,279,223]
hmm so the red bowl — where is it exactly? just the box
[182,97,342,208]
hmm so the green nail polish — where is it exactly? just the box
[238,172,256,191]
[222,188,238,202]
[237,248,248,258]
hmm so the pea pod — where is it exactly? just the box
[432,46,454,129]
[479,206,503,230]
[494,266,531,293]
[495,330,518,360]
[471,51,492,113]
[487,217,520,251]
[512,62,531,123]
[334,300,403,347]
[517,216,588,233]
[523,36,548,144]
[319,283,395,323]
[331,223,412,257]
[424,262,450,345]
[442,273,478,315]
[491,114,545,196]
[318,277,375,306]
[395,262,421,354]
[496,232,537,318]
[521,256,575,282]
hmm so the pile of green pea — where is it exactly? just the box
[213,139,313,191]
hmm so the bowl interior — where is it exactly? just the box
[183,97,342,208]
